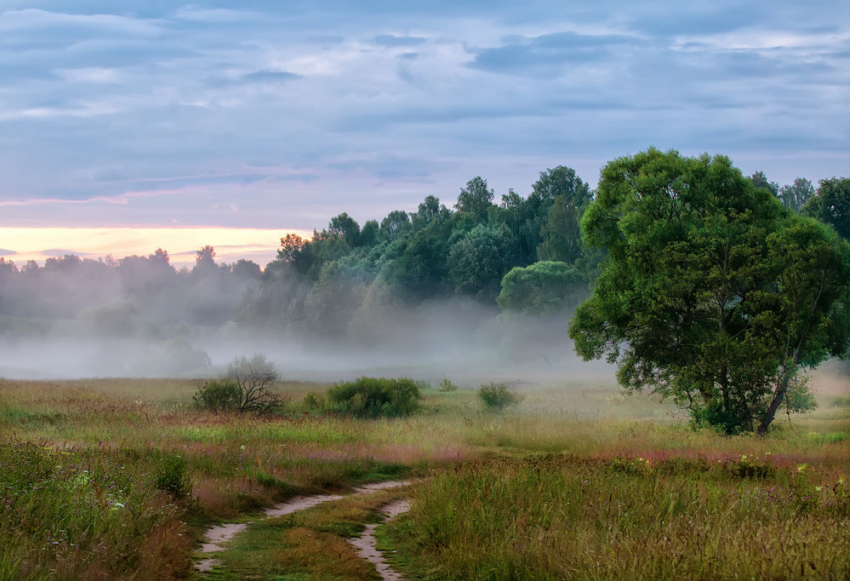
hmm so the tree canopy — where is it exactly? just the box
[802,177,850,240]
[569,149,850,434]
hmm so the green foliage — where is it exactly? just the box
[439,378,459,392]
[779,177,815,212]
[497,260,587,314]
[448,223,517,302]
[194,354,285,414]
[325,377,422,418]
[302,392,327,411]
[0,442,189,580]
[747,170,779,197]
[478,382,522,411]
[193,378,241,412]
[455,176,494,221]
[570,148,850,434]
[155,454,190,499]
[784,377,817,414]
[802,177,850,240]
[535,166,593,265]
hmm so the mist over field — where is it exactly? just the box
[0,253,603,382]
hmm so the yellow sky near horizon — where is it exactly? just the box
[0,226,313,269]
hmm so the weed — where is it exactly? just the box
[156,454,191,499]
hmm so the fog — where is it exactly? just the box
[0,255,610,384]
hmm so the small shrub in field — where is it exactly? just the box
[193,353,285,414]
[156,455,190,499]
[193,379,240,412]
[439,378,459,392]
[478,382,522,411]
[326,377,422,418]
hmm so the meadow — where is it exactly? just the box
[0,371,847,580]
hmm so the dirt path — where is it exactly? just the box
[348,499,411,581]
[195,481,413,574]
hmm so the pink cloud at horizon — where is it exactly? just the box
[0,226,312,269]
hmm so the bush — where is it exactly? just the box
[439,378,459,392]
[325,377,422,418]
[193,379,241,412]
[478,382,522,411]
[193,353,285,414]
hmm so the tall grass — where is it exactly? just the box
[1,376,847,579]
[0,443,192,580]
[388,456,850,580]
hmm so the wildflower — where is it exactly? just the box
[796,464,807,474]
[815,486,823,492]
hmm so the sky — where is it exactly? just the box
[0,1,847,267]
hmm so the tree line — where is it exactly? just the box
[0,151,848,433]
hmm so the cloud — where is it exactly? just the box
[41,248,97,258]
[374,34,427,47]
[0,0,846,233]
[627,5,766,37]
[468,31,643,75]
[173,5,265,23]
[0,249,17,256]
[240,70,301,83]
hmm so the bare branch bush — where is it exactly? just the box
[194,353,285,414]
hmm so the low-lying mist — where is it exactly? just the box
[0,248,619,384]
[0,298,611,384]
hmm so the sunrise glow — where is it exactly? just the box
[0,226,313,269]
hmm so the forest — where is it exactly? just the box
[1,150,848,434]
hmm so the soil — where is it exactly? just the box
[348,500,411,581]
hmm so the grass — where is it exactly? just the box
[203,490,408,580]
[0,371,847,580]
[384,455,849,580]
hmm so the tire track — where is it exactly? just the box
[195,480,413,573]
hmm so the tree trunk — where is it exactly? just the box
[758,344,803,435]
[757,376,788,435]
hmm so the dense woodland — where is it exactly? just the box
[0,156,848,432]
[2,164,845,344]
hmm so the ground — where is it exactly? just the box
[0,370,847,580]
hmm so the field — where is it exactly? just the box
[1,372,848,580]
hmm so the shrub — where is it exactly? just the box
[193,353,285,414]
[478,382,522,411]
[439,378,459,392]
[193,379,241,412]
[326,377,422,418]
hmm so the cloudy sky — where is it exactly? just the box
[0,1,848,265]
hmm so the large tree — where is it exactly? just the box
[569,149,850,434]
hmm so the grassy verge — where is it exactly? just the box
[384,455,849,580]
